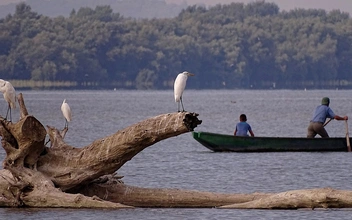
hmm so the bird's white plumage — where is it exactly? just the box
[0,79,16,121]
[173,71,194,112]
[0,79,16,109]
[61,99,72,127]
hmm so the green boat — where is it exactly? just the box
[192,131,350,152]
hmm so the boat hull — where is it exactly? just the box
[192,131,349,152]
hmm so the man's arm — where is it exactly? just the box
[334,115,348,120]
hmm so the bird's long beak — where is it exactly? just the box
[188,73,195,76]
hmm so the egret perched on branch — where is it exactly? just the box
[174,71,194,112]
[0,79,16,121]
[61,99,72,129]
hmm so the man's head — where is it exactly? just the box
[321,97,330,105]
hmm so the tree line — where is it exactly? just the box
[0,2,351,89]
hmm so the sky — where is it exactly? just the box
[0,0,351,15]
[165,0,352,15]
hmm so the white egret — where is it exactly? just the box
[0,79,16,121]
[173,71,194,112]
[61,99,72,129]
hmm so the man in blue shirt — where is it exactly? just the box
[307,97,348,138]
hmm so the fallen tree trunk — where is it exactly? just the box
[219,188,352,209]
[2,93,352,209]
[0,169,131,208]
[77,174,271,208]
[39,110,201,191]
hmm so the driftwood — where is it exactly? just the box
[1,93,352,209]
[219,188,352,209]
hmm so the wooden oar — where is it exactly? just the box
[323,118,333,127]
[346,120,351,152]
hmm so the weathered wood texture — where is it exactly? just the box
[39,111,201,191]
[1,93,46,169]
[219,188,352,209]
[78,175,270,208]
[0,169,131,208]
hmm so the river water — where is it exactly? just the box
[1,89,352,219]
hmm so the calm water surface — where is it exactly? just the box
[1,89,352,219]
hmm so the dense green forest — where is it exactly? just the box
[0,2,352,89]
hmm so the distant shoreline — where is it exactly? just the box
[7,79,352,90]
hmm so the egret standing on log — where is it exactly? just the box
[61,99,72,129]
[174,71,194,112]
[0,79,16,121]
